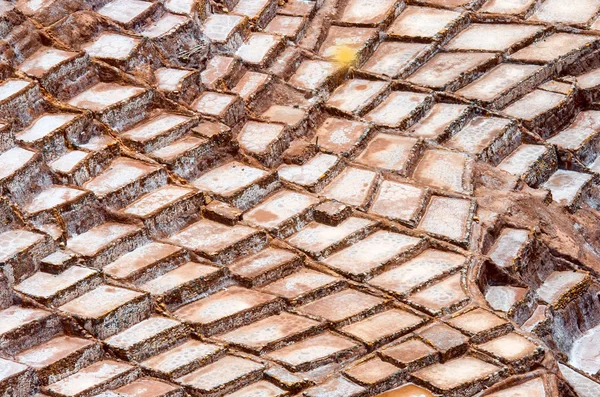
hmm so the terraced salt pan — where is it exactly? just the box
[407,52,497,90]
[560,363,600,397]
[548,110,600,150]
[122,185,194,217]
[488,228,530,268]
[236,33,280,65]
[409,272,468,314]
[365,91,430,127]
[478,332,539,362]
[59,285,144,318]
[355,134,418,175]
[218,312,320,350]
[358,351,424,381]
[193,161,269,196]
[503,89,567,120]
[286,216,374,257]
[376,384,435,397]
[233,72,270,100]
[203,14,245,43]
[319,26,378,60]
[570,323,600,375]
[97,0,154,24]
[15,0,47,13]
[0,358,27,382]
[262,105,306,128]
[530,0,600,25]
[0,79,31,102]
[50,151,89,173]
[486,377,548,397]
[338,0,397,25]
[315,117,370,156]
[141,340,222,378]
[45,360,134,396]
[68,82,145,111]
[228,381,286,397]
[238,121,286,154]
[447,308,509,337]
[369,249,465,296]
[413,149,470,194]
[327,79,388,115]
[0,305,52,335]
[456,63,543,103]
[168,220,260,254]
[446,116,515,157]
[16,335,95,368]
[173,286,277,325]
[157,136,205,160]
[0,229,45,262]
[445,23,542,52]
[145,136,205,161]
[141,261,219,295]
[67,223,139,257]
[361,41,431,78]
[323,230,422,277]
[278,153,339,187]
[539,80,573,94]
[26,186,86,214]
[285,112,317,134]
[103,242,181,280]
[537,271,589,307]
[486,285,528,313]
[419,196,472,242]
[245,190,319,229]
[192,92,237,115]
[322,167,377,207]
[14,266,96,299]
[82,32,140,60]
[510,33,599,64]
[122,113,191,142]
[116,378,180,397]
[542,170,592,207]
[265,15,305,38]
[233,0,272,19]
[480,0,537,15]
[229,248,298,283]
[142,14,188,38]
[155,68,193,91]
[575,68,600,89]
[266,332,358,369]
[83,157,160,197]
[408,103,469,140]
[497,144,547,176]
[20,47,78,78]
[0,147,36,180]
[17,113,77,142]
[79,135,116,152]
[177,355,264,392]
[413,356,503,392]
[341,309,424,344]
[105,316,181,350]
[298,289,384,323]
[303,376,364,397]
[369,180,427,225]
[388,6,462,39]
[165,0,194,13]
[261,269,340,301]
[289,59,340,91]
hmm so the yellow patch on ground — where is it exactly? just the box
[332,45,357,66]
